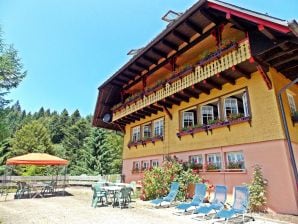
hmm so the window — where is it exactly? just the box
[142,123,152,139]
[151,160,159,167]
[201,102,219,125]
[132,126,140,142]
[207,153,221,170]
[224,98,238,118]
[153,118,164,137]
[287,93,297,114]
[182,109,197,128]
[142,160,150,170]
[133,161,140,170]
[190,155,203,164]
[242,92,249,117]
[226,151,245,169]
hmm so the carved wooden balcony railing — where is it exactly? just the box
[112,38,251,122]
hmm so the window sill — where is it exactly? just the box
[128,136,163,148]
[176,116,251,139]
[200,169,247,174]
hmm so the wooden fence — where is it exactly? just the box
[1,174,123,188]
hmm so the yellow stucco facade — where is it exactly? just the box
[123,68,297,160]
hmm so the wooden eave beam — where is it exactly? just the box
[162,39,179,51]
[167,96,181,105]
[273,55,298,68]
[226,13,245,30]
[136,110,150,117]
[163,106,172,120]
[150,105,163,112]
[133,112,146,119]
[200,9,220,25]
[142,55,158,65]
[115,76,130,83]
[265,48,298,63]
[217,73,236,85]
[127,114,140,121]
[122,72,135,79]
[111,82,123,88]
[232,65,251,79]
[157,100,172,108]
[152,47,168,58]
[143,107,157,115]
[280,64,298,72]
[121,117,134,123]
[182,88,199,99]
[194,83,210,94]
[135,62,149,70]
[174,93,189,102]
[185,19,203,34]
[172,30,191,43]
[128,68,141,74]
[258,25,277,41]
[123,23,226,90]
[204,79,222,90]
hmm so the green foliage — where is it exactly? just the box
[0,29,26,108]
[142,158,201,201]
[12,120,53,156]
[248,165,267,212]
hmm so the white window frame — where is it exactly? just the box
[153,118,164,137]
[133,161,140,170]
[142,160,150,170]
[287,93,297,114]
[190,155,203,164]
[142,123,152,139]
[242,92,249,117]
[132,126,140,142]
[226,151,245,169]
[224,98,238,118]
[182,111,195,128]
[201,105,214,125]
[207,153,222,169]
[151,160,159,167]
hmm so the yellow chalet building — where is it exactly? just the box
[93,0,298,214]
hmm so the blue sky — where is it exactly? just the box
[0,0,297,116]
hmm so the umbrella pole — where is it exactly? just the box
[63,166,67,196]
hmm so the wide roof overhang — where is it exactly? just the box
[93,0,298,129]
[6,153,68,166]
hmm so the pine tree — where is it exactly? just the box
[248,165,267,212]
[12,120,53,156]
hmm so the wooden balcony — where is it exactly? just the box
[112,38,251,122]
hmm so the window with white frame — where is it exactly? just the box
[242,92,249,117]
[182,108,197,128]
[142,123,152,139]
[133,161,140,171]
[142,160,150,170]
[190,155,203,164]
[153,118,164,137]
[151,160,159,167]
[226,151,245,169]
[224,98,238,118]
[207,153,222,170]
[287,93,297,114]
[132,126,141,142]
[201,101,219,125]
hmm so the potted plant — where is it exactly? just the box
[206,163,220,171]
[227,162,243,170]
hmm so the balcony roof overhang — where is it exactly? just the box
[93,0,298,129]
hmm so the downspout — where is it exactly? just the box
[277,77,298,191]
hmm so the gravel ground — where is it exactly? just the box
[0,187,295,224]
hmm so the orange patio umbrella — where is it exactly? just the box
[6,153,68,166]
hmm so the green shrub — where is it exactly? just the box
[141,158,201,201]
[248,165,267,212]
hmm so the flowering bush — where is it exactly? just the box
[141,157,202,201]
[248,165,267,212]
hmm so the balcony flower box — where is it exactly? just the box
[176,125,206,139]
[228,114,251,125]
[167,65,194,84]
[144,80,165,96]
[206,163,221,172]
[292,111,298,124]
[197,41,238,67]
[207,119,228,130]
[127,140,143,148]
